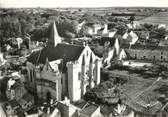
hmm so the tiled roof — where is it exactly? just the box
[27,43,85,64]
[47,43,84,62]
[81,103,99,116]
[74,101,88,109]
[27,48,47,64]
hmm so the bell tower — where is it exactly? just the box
[48,21,62,47]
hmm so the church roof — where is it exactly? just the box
[47,43,84,62]
[27,48,48,64]
[27,43,85,64]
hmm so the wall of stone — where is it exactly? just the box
[125,49,168,62]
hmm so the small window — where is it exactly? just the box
[30,70,33,82]
[161,56,163,59]
[161,51,163,55]
[87,51,89,57]
[61,78,63,84]
[143,56,146,59]
[46,64,49,71]
[78,72,81,80]
[45,82,49,86]
[153,56,156,60]
[135,54,137,59]
[86,85,90,92]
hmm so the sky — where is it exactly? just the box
[0,0,168,8]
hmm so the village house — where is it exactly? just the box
[126,21,141,29]
[158,39,168,46]
[18,93,34,111]
[122,30,139,46]
[6,78,27,101]
[26,21,102,102]
[57,98,103,117]
[85,23,103,35]
[5,99,20,117]
[56,97,79,117]
[123,45,168,62]
[103,38,127,68]
[79,102,103,117]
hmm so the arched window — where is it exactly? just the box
[78,72,81,80]
[30,69,33,82]
[46,91,51,102]
[82,55,85,65]
[161,56,163,60]
[86,85,90,92]
[153,56,155,61]
[87,51,89,57]
[135,54,137,59]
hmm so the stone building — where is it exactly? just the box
[26,21,102,102]
[57,98,103,117]
[124,45,168,62]
[27,43,102,102]
[6,78,27,101]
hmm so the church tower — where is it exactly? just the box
[48,21,62,47]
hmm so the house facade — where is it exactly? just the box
[125,46,168,62]
[6,79,27,101]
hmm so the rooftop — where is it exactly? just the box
[80,102,99,116]
[122,43,168,51]
[27,43,85,64]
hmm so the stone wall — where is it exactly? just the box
[125,49,168,62]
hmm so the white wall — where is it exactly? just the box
[67,46,102,102]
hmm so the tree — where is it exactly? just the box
[129,15,135,24]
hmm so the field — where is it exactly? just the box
[139,12,168,25]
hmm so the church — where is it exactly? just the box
[26,21,102,102]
